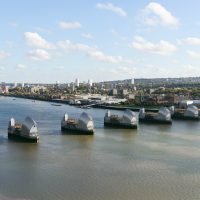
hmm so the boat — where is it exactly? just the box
[169,105,199,120]
[61,112,94,134]
[8,116,39,142]
[80,105,92,109]
[139,107,172,124]
[51,103,62,106]
[104,109,137,129]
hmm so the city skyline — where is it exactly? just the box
[1,0,200,83]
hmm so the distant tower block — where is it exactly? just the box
[88,79,93,87]
[71,83,75,91]
[75,78,79,87]
[14,82,17,87]
[131,78,135,84]
[56,80,60,87]
[21,82,25,87]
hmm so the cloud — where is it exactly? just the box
[0,50,10,59]
[177,64,200,76]
[59,21,81,29]
[28,49,50,60]
[142,2,179,27]
[58,40,131,64]
[118,66,135,75]
[131,36,177,55]
[16,64,26,70]
[81,33,94,39]
[187,50,200,59]
[96,3,127,17]
[109,66,135,76]
[24,32,55,49]
[99,66,135,80]
[57,40,92,52]
[130,63,200,78]
[178,37,200,45]
[87,50,122,63]
[35,27,52,34]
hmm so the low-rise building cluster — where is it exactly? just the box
[1,77,200,107]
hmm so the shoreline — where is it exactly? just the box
[1,94,159,112]
[1,94,70,104]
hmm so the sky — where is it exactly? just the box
[1,0,200,83]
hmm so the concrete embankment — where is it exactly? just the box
[93,104,159,112]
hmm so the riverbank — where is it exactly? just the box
[93,104,158,112]
[1,94,159,112]
[1,94,70,104]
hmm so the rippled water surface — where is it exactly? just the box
[0,97,200,200]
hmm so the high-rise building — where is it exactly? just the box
[71,83,75,91]
[56,80,60,85]
[112,89,118,96]
[75,78,79,87]
[88,79,93,87]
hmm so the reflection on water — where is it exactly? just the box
[0,97,200,200]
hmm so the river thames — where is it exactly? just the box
[0,96,200,200]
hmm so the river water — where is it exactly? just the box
[0,96,200,200]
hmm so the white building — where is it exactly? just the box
[56,80,60,87]
[14,82,17,87]
[1,86,10,94]
[88,79,93,87]
[30,86,47,94]
[70,83,75,91]
[75,78,79,87]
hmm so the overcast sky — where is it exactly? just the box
[1,0,200,83]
